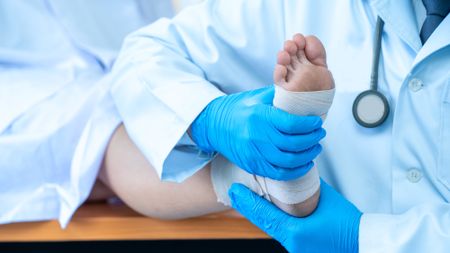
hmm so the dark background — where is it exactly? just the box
[0,239,287,253]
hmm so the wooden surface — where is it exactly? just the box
[0,203,268,242]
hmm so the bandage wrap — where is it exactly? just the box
[262,85,335,204]
[211,85,335,205]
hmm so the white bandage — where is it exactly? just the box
[211,85,335,205]
[255,165,320,204]
[263,85,335,204]
[272,85,335,119]
[211,155,263,206]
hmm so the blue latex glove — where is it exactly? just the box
[229,180,362,253]
[190,86,325,180]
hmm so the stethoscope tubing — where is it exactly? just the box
[370,17,384,91]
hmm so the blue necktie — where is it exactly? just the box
[420,0,450,44]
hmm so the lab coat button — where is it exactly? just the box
[407,168,422,183]
[408,78,423,92]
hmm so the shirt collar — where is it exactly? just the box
[412,14,450,67]
[371,0,422,52]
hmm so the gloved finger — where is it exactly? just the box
[316,179,346,209]
[268,107,323,134]
[261,161,315,181]
[229,183,293,243]
[248,85,275,105]
[255,141,322,169]
[269,127,326,152]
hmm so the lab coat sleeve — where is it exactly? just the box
[109,0,286,182]
[359,203,450,253]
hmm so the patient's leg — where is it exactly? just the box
[210,34,335,217]
[98,124,228,219]
[97,34,333,219]
[87,179,115,202]
[268,34,334,216]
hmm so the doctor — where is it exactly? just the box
[226,0,450,252]
[110,0,450,252]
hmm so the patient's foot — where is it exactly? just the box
[274,34,334,92]
[270,34,334,217]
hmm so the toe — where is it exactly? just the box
[293,33,306,50]
[284,40,298,55]
[291,34,308,64]
[304,35,327,67]
[277,50,291,65]
[273,64,288,85]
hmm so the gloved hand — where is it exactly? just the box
[190,86,325,180]
[229,180,362,253]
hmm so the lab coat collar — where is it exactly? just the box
[371,0,422,53]
[412,14,450,67]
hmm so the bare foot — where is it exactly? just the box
[270,34,334,217]
[274,34,334,91]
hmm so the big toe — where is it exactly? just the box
[305,35,327,67]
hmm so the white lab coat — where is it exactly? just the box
[109,0,450,252]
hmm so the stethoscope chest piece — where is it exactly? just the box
[352,16,390,128]
[352,89,389,128]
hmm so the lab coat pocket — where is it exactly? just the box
[438,80,450,190]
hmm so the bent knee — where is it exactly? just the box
[100,124,223,220]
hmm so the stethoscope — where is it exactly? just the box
[352,17,390,128]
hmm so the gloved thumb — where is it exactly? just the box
[251,85,275,104]
[228,183,291,243]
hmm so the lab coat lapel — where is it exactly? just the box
[412,14,450,67]
[371,0,422,53]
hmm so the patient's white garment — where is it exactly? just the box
[211,86,335,206]
[0,0,173,227]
